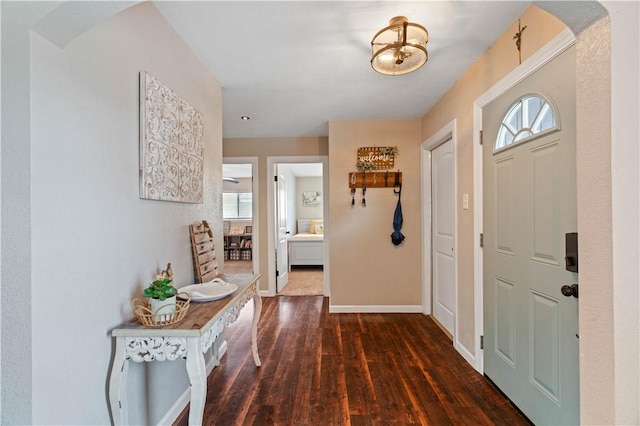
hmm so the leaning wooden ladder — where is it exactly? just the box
[189,220,219,283]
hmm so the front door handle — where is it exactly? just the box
[561,284,579,298]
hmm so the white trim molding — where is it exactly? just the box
[472,28,575,374]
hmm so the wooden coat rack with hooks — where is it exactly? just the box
[348,170,402,189]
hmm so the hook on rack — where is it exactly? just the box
[393,170,402,195]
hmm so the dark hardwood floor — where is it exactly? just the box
[176,296,529,425]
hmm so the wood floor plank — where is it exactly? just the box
[175,296,530,426]
[341,330,379,418]
[288,298,322,425]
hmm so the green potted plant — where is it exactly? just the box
[356,159,375,172]
[380,146,399,156]
[144,266,178,322]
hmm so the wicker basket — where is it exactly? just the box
[133,292,191,326]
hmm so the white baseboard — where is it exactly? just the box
[157,386,190,426]
[216,340,228,366]
[259,289,275,297]
[156,340,228,425]
[454,338,477,371]
[329,305,423,313]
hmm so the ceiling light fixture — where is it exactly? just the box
[371,16,428,76]
[240,116,250,120]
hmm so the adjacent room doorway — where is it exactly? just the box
[222,157,258,275]
[266,156,329,297]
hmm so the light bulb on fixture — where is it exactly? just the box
[371,16,429,76]
[378,53,395,62]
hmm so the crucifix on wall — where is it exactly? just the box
[513,19,527,65]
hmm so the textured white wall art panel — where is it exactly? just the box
[140,71,204,203]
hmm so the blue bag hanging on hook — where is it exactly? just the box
[391,184,405,245]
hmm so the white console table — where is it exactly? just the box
[108,274,261,425]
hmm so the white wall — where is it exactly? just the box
[296,176,323,221]
[607,4,640,421]
[592,3,639,423]
[1,2,60,423]
[28,3,222,424]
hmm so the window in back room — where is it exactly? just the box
[223,192,252,219]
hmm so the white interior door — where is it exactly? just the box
[431,139,455,335]
[276,170,289,292]
[483,46,579,425]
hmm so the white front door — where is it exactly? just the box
[431,139,455,335]
[275,170,289,292]
[483,46,579,424]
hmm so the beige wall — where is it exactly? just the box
[223,137,328,290]
[420,6,567,353]
[328,120,422,308]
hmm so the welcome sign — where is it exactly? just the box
[357,147,395,170]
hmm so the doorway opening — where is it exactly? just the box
[223,158,258,275]
[267,156,329,297]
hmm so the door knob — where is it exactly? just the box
[561,284,579,298]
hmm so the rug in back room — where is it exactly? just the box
[279,268,323,296]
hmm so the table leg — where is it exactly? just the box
[185,337,207,425]
[108,337,129,425]
[251,294,262,366]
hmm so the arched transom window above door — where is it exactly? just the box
[494,94,559,152]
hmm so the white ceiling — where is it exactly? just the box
[154,1,530,139]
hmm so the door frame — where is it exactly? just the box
[421,120,458,343]
[266,155,329,297]
[223,156,259,276]
[472,29,576,373]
